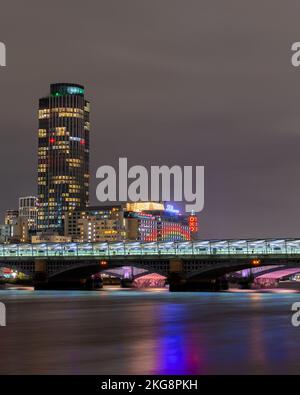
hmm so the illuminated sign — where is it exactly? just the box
[166,204,180,214]
[124,211,154,219]
[67,87,84,95]
[188,215,198,233]
[52,86,84,97]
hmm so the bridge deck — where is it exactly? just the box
[0,239,299,259]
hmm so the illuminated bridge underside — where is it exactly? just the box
[2,239,300,280]
[101,267,148,279]
[256,268,300,280]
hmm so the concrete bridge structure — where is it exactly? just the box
[1,239,300,290]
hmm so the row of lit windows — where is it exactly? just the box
[39,204,75,211]
[65,197,81,203]
[67,158,82,164]
[51,107,84,113]
[68,189,81,193]
[52,175,76,181]
[57,112,83,118]
[39,107,83,116]
[55,127,68,136]
[61,193,76,198]
[39,112,83,119]
[51,147,70,153]
[69,184,81,192]
[69,163,81,167]
[52,179,80,185]
[51,140,69,146]
[67,158,82,167]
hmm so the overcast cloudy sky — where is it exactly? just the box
[0,0,300,238]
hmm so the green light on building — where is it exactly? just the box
[51,87,84,97]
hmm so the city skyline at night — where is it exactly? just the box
[0,81,199,243]
[1,0,300,381]
[1,1,300,240]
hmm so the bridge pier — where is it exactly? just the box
[168,259,187,291]
[168,259,229,291]
[120,266,134,288]
[33,260,48,290]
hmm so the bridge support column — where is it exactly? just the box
[168,259,186,291]
[34,260,48,289]
[168,259,229,291]
[120,266,134,288]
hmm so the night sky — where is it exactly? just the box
[0,0,300,238]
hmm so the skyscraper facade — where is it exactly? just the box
[37,83,90,233]
[19,196,38,231]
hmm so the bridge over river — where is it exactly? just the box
[1,239,300,290]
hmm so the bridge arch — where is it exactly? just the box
[184,260,300,280]
[48,259,169,281]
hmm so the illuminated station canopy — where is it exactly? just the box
[1,239,300,258]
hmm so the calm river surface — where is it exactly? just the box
[0,288,300,374]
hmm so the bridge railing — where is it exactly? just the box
[0,239,300,258]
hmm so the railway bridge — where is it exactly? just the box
[1,239,300,290]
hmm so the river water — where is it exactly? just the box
[0,287,300,375]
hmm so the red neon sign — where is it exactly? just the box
[188,215,198,233]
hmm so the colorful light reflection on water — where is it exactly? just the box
[154,304,203,374]
[0,289,300,374]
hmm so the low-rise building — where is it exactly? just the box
[4,209,19,225]
[124,210,190,242]
[65,205,126,242]
[65,202,192,242]
[32,232,71,243]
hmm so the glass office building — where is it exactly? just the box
[37,83,90,233]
